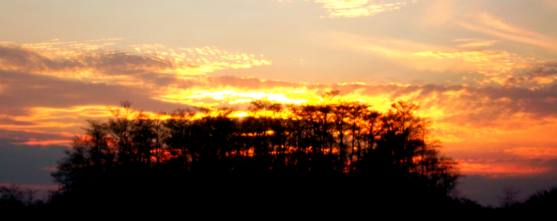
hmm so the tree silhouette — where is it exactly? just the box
[49,101,465,208]
[519,187,557,209]
[3,100,555,210]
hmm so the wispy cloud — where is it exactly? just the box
[458,13,557,52]
[454,39,498,49]
[329,32,541,85]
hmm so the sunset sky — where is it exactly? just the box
[2,0,557,205]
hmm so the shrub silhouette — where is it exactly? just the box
[50,101,463,208]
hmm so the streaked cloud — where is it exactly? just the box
[454,39,498,49]
[20,139,73,147]
[329,32,541,85]
[459,13,557,52]
[505,147,557,161]
[457,159,550,177]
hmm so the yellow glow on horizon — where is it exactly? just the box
[2,87,555,178]
[229,111,250,118]
[158,86,318,107]
[310,0,417,18]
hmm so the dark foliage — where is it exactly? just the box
[0,185,42,209]
[500,187,557,210]
[45,101,471,209]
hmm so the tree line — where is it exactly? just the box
[3,100,557,210]
[57,101,455,176]
[40,101,465,208]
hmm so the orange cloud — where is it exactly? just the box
[504,147,557,161]
[457,159,550,177]
[20,139,72,147]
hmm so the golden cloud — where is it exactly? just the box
[0,40,271,87]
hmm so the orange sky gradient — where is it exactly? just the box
[1,0,557,205]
